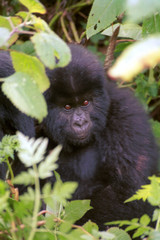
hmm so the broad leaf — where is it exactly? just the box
[86,0,126,38]
[108,36,160,81]
[11,51,50,92]
[140,214,150,226]
[19,0,46,14]
[31,31,71,69]
[142,13,160,37]
[102,23,142,40]
[64,200,92,223]
[126,0,160,23]
[2,72,47,121]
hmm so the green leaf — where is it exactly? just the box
[34,232,56,240]
[82,220,99,233]
[150,120,160,145]
[152,209,160,222]
[53,181,78,205]
[0,135,19,162]
[31,31,71,69]
[148,176,160,206]
[142,13,160,37]
[2,72,47,121]
[38,145,62,179]
[11,51,50,92]
[11,40,35,55]
[64,200,92,223]
[102,23,142,40]
[107,227,131,240]
[86,0,126,39]
[17,132,48,167]
[0,191,9,212]
[125,184,151,203]
[133,227,149,239]
[126,0,160,23]
[108,35,160,81]
[19,0,46,14]
[139,214,150,226]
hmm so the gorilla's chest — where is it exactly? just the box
[57,146,101,182]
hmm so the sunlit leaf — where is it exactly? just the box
[19,0,46,14]
[31,31,71,69]
[108,36,160,81]
[139,214,150,226]
[17,132,48,167]
[11,51,50,92]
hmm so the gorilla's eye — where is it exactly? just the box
[82,100,89,106]
[64,104,72,110]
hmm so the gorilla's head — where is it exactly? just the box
[44,44,110,148]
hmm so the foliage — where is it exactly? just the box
[0,133,130,240]
[0,0,160,240]
[0,0,71,122]
[87,0,160,120]
[107,176,160,239]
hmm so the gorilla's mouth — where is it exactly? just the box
[72,122,92,142]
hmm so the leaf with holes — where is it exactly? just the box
[86,0,126,39]
[31,31,71,69]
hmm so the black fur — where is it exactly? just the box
[38,44,159,229]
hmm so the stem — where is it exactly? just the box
[67,0,93,11]
[148,68,155,84]
[70,20,80,43]
[55,218,96,240]
[155,209,160,231]
[60,15,72,42]
[6,157,14,181]
[49,12,62,28]
[28,164,41,240]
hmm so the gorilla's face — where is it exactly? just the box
[62,99,93,144]
[43,44,110,148]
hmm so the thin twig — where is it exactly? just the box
[60,14,72,43]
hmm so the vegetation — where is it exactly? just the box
[0,0,160,239]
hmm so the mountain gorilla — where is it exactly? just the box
[0,45,158,230]
[39,44,159,229]
[0,51,35,179]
